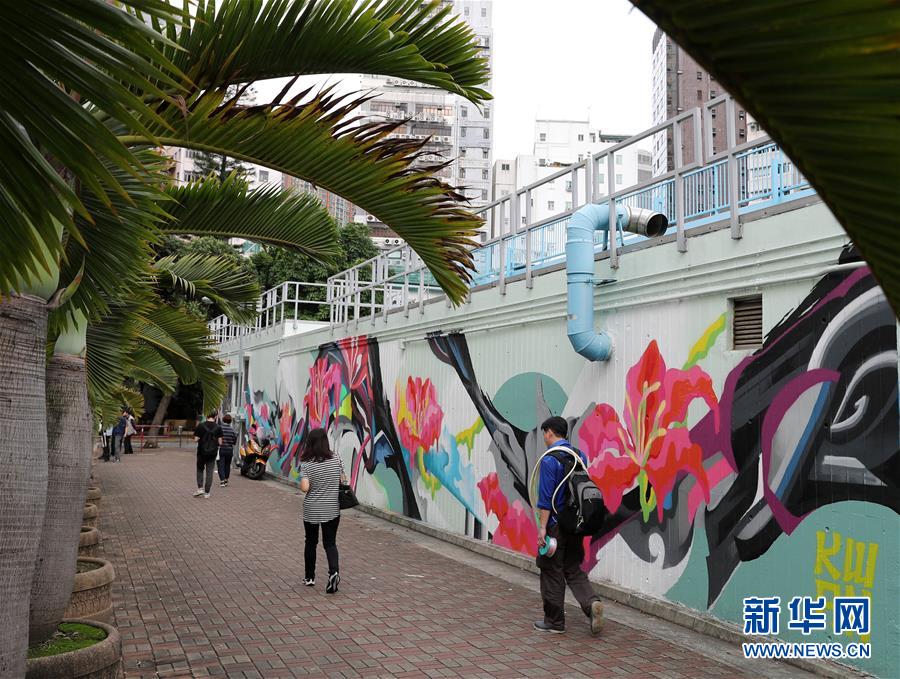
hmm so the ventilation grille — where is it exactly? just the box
[732,295,763,348]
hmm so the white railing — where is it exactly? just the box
[209,96,816,343]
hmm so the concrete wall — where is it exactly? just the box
[217,201,898,677]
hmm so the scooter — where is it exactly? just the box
[239,436,276,480]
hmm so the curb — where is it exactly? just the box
[264,472,868,679]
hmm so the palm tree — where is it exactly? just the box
[629,0,900,314]
[30,174,339,644]
[3,1,490,671]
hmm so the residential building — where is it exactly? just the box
[357,0,493,240]
[491,119,652,233]
[650,28,749,175]
[282,175,352,225]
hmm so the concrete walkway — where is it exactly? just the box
[94,449,813,678]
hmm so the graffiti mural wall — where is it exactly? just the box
[238,248,898,676]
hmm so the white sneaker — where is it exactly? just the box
[304,578,315,587]
[203,493,210,499]
[192,489,204,497]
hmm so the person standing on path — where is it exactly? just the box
[298,428,346,593]
[123,409,137,454]
[193,412,222,498]
[111,410,127,463]
[533,416,604,636]
[217,414,238,487]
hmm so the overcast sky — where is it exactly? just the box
[256,0,657,160]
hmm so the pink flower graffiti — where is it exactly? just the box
[578,340,719,521]
[303,358,341,429]
[396,376,444,495]
[396,377,443,454]
[478,473,538,556]
[340,336,369,392]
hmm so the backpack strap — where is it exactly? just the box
[530,445,587,515]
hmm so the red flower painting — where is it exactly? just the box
[396,376,444,495]
[340,336,369,392]
[304,358,341,429]
[478,472,538,556]
[578,341,719,521]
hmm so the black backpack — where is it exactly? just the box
[546,446,608,536]
[198,422,219,459]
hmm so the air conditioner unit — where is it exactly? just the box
[366,215,377,222]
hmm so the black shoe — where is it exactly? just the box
[326,572,340,594]
[533,621,565,634]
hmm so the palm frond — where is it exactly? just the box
[158,0,490,103]
[128,346,178,395]
[0,0,183,295]
[162,174,340,262]
[630,0,900,313]
[131,88,482,303]
[153,253,261,324]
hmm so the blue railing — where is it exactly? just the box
[472,143,814,286]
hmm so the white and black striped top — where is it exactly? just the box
[299,456,344,524]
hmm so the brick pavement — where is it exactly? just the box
[94,450,764,679]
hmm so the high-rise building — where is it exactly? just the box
[282,175,352,225]
[163,147,283,189]
[358,0,493,244]
[492,119,652,234]
[650,28,748,176]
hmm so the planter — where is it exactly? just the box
[64,558,115,624]
[26,618,122,679]
[83,503,98,529]
[79,527,100,557]
[86,487,101,509]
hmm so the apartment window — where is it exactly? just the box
[597,173,605,183]
[258,170,269,182]
[460,168,466,178]
[481,189,487,200]
[483,128,489,139]
[484,108,490,119]
[578,134,584,141]
[615,173,623,184]
[460,148,466,157]
[696,70,702,80]
[739,110,746,120]
[538,158,546,167]
[577,153,584,162]
[565,180,572,192]
[739,129,746,137]
[548,201,555,210]
[461,127,467,137]
[697,89,702,101]
[464,7,469,15]
[539,133,547,142]
[481,7,487,17]
[461,106,468,118]
[710,89,717,98]
[615,156,622,165]
[711,109,716,118]
[482,148,489,159]
[590,133,596,143]
[565,201,572,211]
[501,163,510,171]
[482,169,489,180]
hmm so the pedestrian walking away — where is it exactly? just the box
[193,412,222,498]
[123,408,137,454]
[111,409,127,463]
[299,428,346,593]
[533,416,604,636]
[217,414,238,487]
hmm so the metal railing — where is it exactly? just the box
[209,95,816,342]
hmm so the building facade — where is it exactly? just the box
[492,119,652,233]
[357,0,494,243]
[650,28,749,175]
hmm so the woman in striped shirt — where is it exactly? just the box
[299,428,346,593]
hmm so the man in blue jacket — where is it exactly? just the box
[534,416,604,635]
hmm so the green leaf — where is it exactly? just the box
[133,88,482,303]
[162,174,340,262]
[153,252,261,324]
[0,0,183,296]
[629,0,900,314]
[161,0,490,103]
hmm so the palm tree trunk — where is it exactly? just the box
[29,353,91,644]
[149,392,173,436]
[0,294,49,676]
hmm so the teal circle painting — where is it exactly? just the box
[492,372,568,432]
